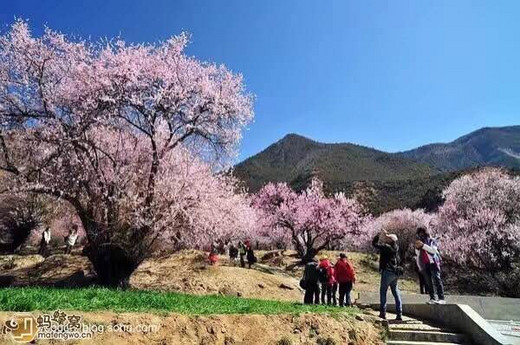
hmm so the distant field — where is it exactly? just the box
[0,287,356,315]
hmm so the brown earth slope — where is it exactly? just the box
[0,249,420,300]
[129,250,303,301]
[0,311,384,345]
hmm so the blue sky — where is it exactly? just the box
[2,1,520,161]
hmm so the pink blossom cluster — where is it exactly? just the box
[0,20,254,262]
[252,178,369,259]
[359,208,433,260]
[433,168,520,270]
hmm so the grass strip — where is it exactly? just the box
[0,287,356,316]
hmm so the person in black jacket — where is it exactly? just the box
[228,242,239,266]
[301,259,320,304]
[246,245,257,268]
[372,230,403,321]
[238,241,247,268]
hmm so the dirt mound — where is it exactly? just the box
[0,249,420,297]
[130,250,303,301]
[0,254,44,271]
[0,311,383,345]
[260,250,292,267]
[0,254,95,287]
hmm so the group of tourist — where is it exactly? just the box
[37,225,79,257]
[299,226,445,320]
[371,226,445,320]
[208,239,257,268]
[205,226,445,320]
[300,253,357,307]
[231,240,258,268]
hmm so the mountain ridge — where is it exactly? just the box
[398,125,520,171]
[235,132,435,193]
[234,125,520,214]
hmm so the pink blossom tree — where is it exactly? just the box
[253,178,368,262]
[433,168,520,297]
[363,208,433,262]
[0,21,254,286]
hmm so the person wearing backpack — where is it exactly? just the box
[301,258,320,304]
[318,255,332,304]
[372,230,403,321]
[415,227,445,304]
[334,253,356,307]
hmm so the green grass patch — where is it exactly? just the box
[0,287,356,316]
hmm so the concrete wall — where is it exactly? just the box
[374,303,510,345]
[358,292,520,321]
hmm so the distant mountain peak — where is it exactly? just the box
[281,133,309,140]
[398,125,520,171]
[276,133,318,145]
[235,132,433,193]
[235,125,520,214]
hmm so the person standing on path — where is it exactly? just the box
[246,244,257,268]
[302,258,320,304]
[414,259,429,295]
[372,230,403,321]
[38,227,52,257]
[238,240,247,268]
[64,225,78,254]
[327,263,338,305]
[334,253,356,307]
[228,242,239,266]
[415,227,445,304]
[318,255,332,304]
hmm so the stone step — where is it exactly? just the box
[386,341,468,345]
[389,330,466,343]
[389,323,447,332]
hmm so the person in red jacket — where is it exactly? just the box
[334,253,356,307]
[327,263,338,305]
[318,256,333,304]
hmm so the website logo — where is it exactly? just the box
[2,314,38,343]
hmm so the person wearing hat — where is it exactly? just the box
[318,255,333,304]
[372,229,403,320]
[334,253,356,307]
[415,227,445,304]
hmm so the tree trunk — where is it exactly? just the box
[300,247,317,264]
[0,223,34,254]
[83,243,139,288]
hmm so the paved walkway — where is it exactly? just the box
[365,310,469,344]
[487,321,520,345]
[357,292,520,321]
[358,292,520,344]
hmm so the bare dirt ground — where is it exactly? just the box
[0,249,409,344]
[0,248,420,300]
[0,311,384,345]
[130,250,303,301]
